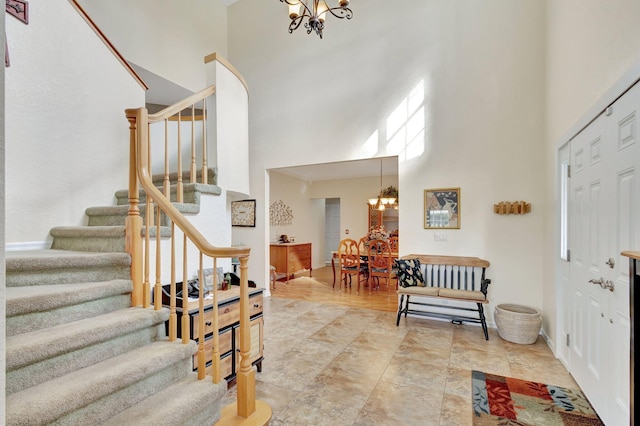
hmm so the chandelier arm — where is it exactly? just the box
[325,6,353,20]
[289,15,306,33]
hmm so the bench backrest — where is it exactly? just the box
[399,254,491,294]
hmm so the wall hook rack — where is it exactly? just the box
[494,201,531,215]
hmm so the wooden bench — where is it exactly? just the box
[395,254,492,340]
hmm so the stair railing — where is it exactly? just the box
[125,87,259,419]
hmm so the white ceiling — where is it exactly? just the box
[271,157,398,182]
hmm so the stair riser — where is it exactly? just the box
[52,359,193,426]
[116,188,201,206]
[7,324,165,395]
[87,207,171,227]
[51,236,125,253]
[6,266,131,287]
[7,294,132,337]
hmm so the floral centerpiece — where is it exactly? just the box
[367,226,389,242]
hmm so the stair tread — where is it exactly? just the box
[5,249,131,271]
[6,279,132,316]
[100,374,226,426]
[6,340,198,425]
[6,307,169,370]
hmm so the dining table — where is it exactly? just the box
[330,250,399,287]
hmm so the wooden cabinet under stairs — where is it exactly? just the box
[166,287,264,386]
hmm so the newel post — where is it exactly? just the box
[125,108,144,307]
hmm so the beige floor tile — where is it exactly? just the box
[227,292,586,426]
[362,375,444,426]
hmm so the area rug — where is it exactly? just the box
[472,370,603,425]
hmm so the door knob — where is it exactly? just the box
[605,257,615,268]
[589,277,604,285]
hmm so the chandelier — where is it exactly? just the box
[280,0,353,39]
[368,160,398,211]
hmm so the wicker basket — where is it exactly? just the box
[494,304,542,344]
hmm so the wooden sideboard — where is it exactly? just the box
[165,287,264,386]
[270,242,312,283]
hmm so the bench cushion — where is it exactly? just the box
[439,288,487,302]
[397,286,439,297]
[395,258,425,287]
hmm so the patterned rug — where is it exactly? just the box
[472,370,604,425]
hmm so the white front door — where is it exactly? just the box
[567,81,638,425]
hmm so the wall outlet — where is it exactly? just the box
[434,232,447,241]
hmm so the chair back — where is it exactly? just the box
[367,239,392,271]
[388,236,398,252]
[338,238,361,270]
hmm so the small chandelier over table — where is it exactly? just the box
[368,159,398,211]
[280,0,353,39]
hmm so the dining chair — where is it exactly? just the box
[337,238,368,292]
[388,236,399,252]
[367,239,395,294]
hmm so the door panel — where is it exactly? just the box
[566,80,638,426]
[569,114,609,418]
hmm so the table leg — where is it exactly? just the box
[331,255,336,287]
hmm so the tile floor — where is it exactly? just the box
[221,296,577,425]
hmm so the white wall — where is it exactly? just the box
[76,0,228,93]
[228,0,547,323]
[5,0,145,246]
[544,0,640,345]
[310,175,399,243]
[268,171,325,269]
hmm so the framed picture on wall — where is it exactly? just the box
[424,188,460,229]
[231,199,256,227]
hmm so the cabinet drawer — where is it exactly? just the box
[290,244,310,257]
[249,293,263,317]
[192,327,233,369]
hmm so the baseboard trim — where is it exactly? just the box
[5,241,50,251]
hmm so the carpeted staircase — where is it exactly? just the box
[5,170,228,426]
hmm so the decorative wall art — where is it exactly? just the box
[424,187,460,229]
[231,199,256,227]
[269,200,293,226]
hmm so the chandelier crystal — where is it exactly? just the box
[280,0,353,39]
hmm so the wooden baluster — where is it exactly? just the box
[125,110,143,307]
[177,111,184,203]
[181,234,190,344]
[168,222,177,341]
[143,198,151,309]
[190,104,196,183]
[154,205,162,310]
[211,257,221,384]
[163,119,170,198]
[236,256,256,417]
[197,253,206,380]
[201,98,208,185]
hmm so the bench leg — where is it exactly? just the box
[477,303,489,340]
[396,294,405,326]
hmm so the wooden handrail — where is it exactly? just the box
[148,85,216,123]
[127,105,248,259]
[126,76,269,424]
